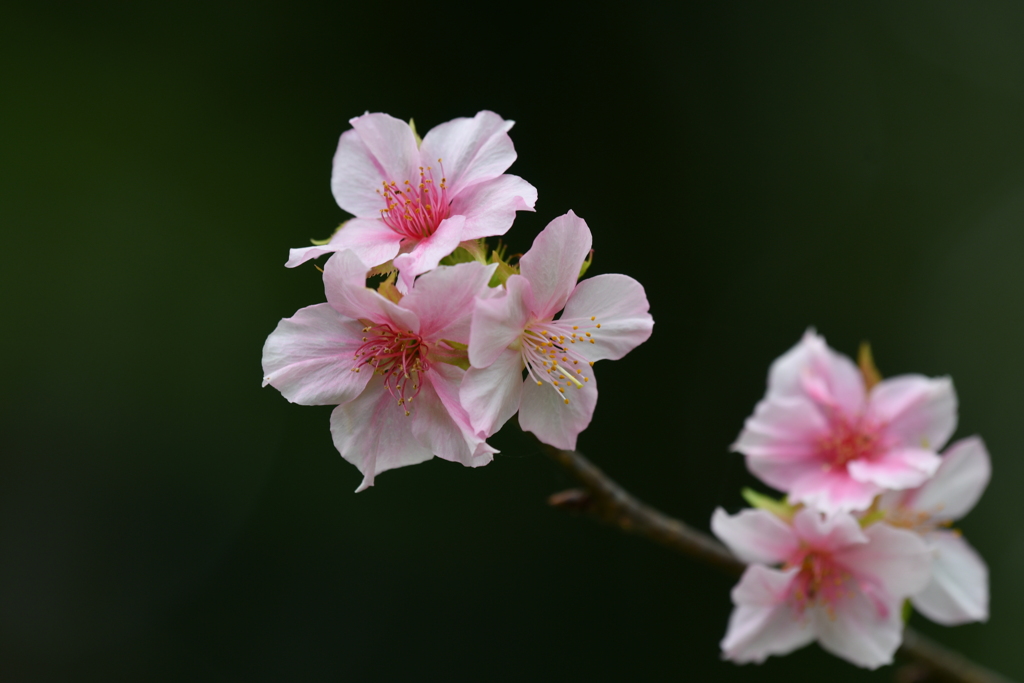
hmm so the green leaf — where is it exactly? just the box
[741,488,797,521]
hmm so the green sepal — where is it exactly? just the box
[902,599,913,623]
[377,273,402,303]
[439,339,468,351]
[485,239,519,287]
[858,509,887,528]
[741,488,797,521]
[311,220,348,246]
[435,356,470,371]
[409,118,423,148]
[578,248,594,279]
[439,247,479,266]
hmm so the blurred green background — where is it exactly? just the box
[3,2,1024,681]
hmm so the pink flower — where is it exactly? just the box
[733,331,958,515]
[262,250,497,491]
[459,211,654,450]
[877,437,991,625]
[712,507,932,669]
[287,111,537,292]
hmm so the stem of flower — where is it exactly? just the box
[534,439,1017,683]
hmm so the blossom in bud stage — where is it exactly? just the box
[459,211,653,450]
[262,250,497,491]
[733,331,957,515]
[287,111,537,292]
[712,507,931,669]
[876,437,991,625]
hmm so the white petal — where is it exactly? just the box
[419,111,516,195]
[813,592,904,670]
[330,378,434,492]
[518,211,593,319]
[710,508,798,565]
[767,330,865,418]
[261,304,371,406]
[559,274,653,362]
[868,375,958,452]
[721,566,814,664]
[518,364,598,451]
[835,523,932,599]
[461,349,525,437]
[912,531,989,625]
[907,437,992,522]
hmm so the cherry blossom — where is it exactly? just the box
[287,111,537,291]
[877,437,991,625]
[732,331,957,515]
[263,250,497,491]
[712,507,932,669]
[459,211,653,450]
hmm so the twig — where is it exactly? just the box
[538,442,1016,683]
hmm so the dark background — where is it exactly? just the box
[3,2,1023,681]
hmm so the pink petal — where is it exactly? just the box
[735,395,830,491]
[518,364,598,451]
[419,111,516,195]
[834,523,932,599]
[451,174,538,241]
[787,468,881,515]
[812,591,903,669]
[559,274,653,362]
[790,508,868,550]
[330,378,434,492]
[411,365,496,469]
[350,113,419,182]
[847,447,941,490]
[906,437,991,522]
[710,508,798,565]
[329,127,393,217]
[261,303,372,406]
[767,330,865,419]
[400,261,496,342]
[912,531,989,625]
[460,348,525,437]
[868,374,957,452]
[518,211,593,319]
[393,215,467,293]
[285,218,402,269]
[322,250,419,332]
[468,275,533,369]
[721,566,813,664]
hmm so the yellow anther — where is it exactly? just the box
[589,361,594,366]
[596,324,601,328]
[572,326,578,330]
[590,316,596,321]
[559,388,565,393]
[585,332,591,337]
[536,381,542,386]
[564,399,570,405]
[590,340,595,344]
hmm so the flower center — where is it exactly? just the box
[816,419,881,469]
[352,323,428,415]
[376,161,450,241]
[785,549,851,615]
[520,314,603,405]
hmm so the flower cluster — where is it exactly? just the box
[715,331,990,669]
[263,112,654,491]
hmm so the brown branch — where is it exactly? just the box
[538,442,1016,683]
